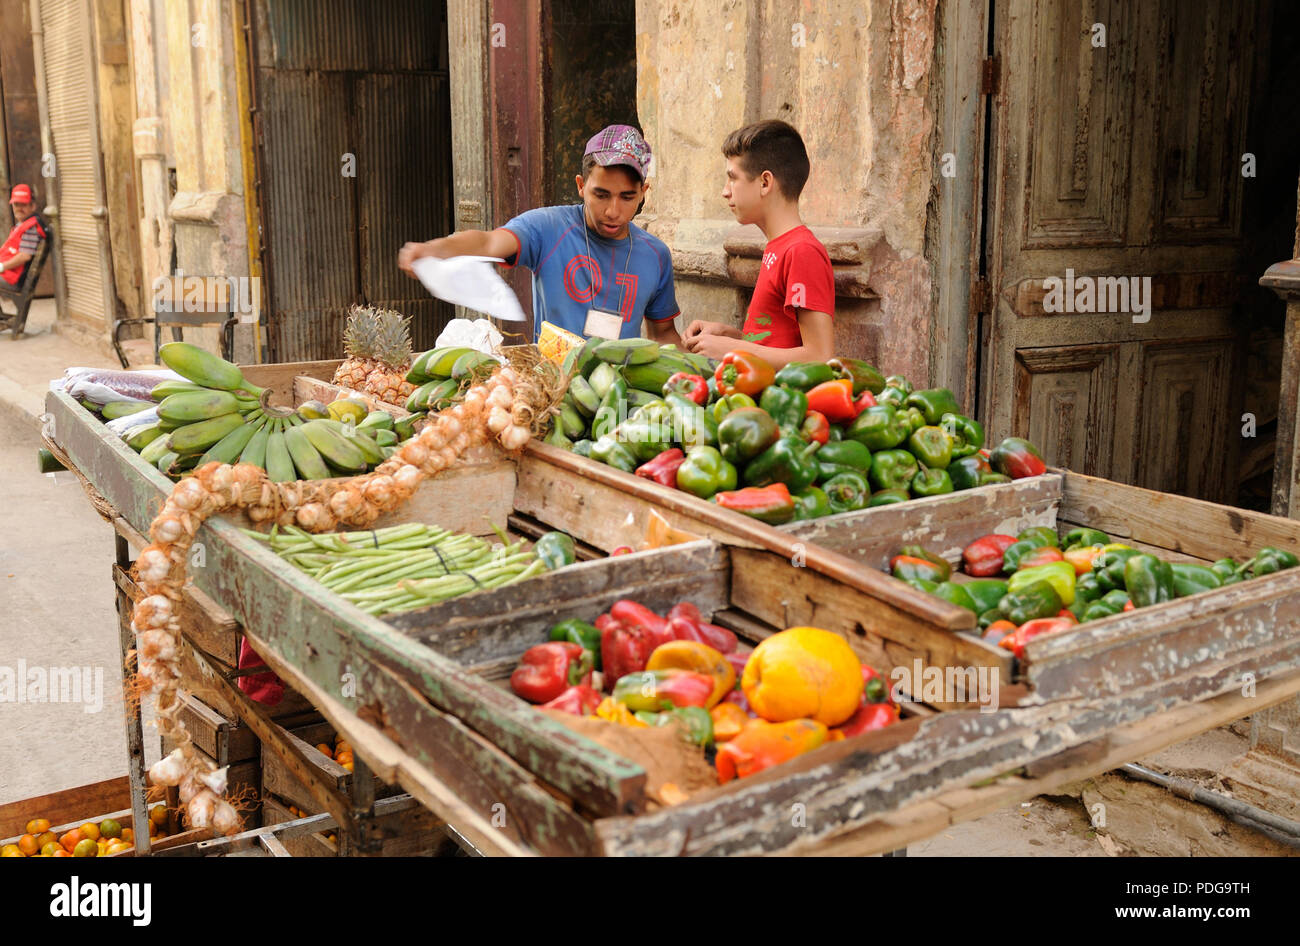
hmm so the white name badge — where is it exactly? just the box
[584,307,624,340]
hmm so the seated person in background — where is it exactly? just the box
[0,184,46,292]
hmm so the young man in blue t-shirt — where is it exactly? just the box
[399,125,681,345]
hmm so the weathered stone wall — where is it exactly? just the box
[635,0,938,383]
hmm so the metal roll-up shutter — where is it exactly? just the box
[40,0,111,330]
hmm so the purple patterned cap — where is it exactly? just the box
[583,125,652,179]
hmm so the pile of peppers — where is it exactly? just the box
[557,343,1048,524]
[507,598,899,787]
[889,525,1300,659]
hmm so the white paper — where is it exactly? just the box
[410,255,527,323]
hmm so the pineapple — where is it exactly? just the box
[333,305,417,404]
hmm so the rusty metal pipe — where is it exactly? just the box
[1120,762,1300,846]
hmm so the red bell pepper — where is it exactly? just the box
[982,619,1017,647]
[861,663,894,705]
[805,379,875,424]
[635,447,686,488]
[1019,546,1065,569]
[799,410,831,446]
[510,642,593,704]
[962,534,1018,577]
[667,601,738,653]
[990,437,1048,479]
[998,617,1074,658]
[714,351,776,397]
[831,701,899,739]
[714,483,796,524]
[663,372,708,406]
[600,602,678,688]
[715,719,829,782]
[540,684,603,716]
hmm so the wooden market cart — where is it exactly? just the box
[33,363,1300,856]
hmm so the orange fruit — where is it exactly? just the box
[149,805,167,827]
[334,739,351,755]
[41,841,62,857]
[315,743,334,759]
[59,829,83,852]
[340,761,354,772]
[36,830,58,849]
[741,626,863,727]
[16,834,39,855]
[120,827,134,843]
[1,843,24,857]
[52,849,72,857]
[25,818,51,835]
[98,818,122,839]
[335,751,353,766]
[72,839,98,857]
[79,822,100,841]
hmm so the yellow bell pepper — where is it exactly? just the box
[646,640,735,708]
[595,697,648,727]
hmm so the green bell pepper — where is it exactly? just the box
[827,424,844,442]
[710,392,757,425]
[964,579,1009,615]
[792,485,832,520]
[884,375,913,395]
[1017,526,1060,548]
[1094,548,1141,593]
[545,423,573,450]
[717,406,779,466]
[632,398,674,427]
[868,488,911,506]
[978,608,1007,630]
[816,439,872,470]
[616,420,674,463]
[1064,527,1110,550]
[999,580,1063,625]
[869,449,919,491]
[1169,562,1222,598]
[759,384,809,432]
[533,532,576,571]
[876,386,907,407]
[592,376,629,440]
[1080,590,1131,622]
[904,388,962,425]
[549,617,602,669]
[639,706,714,747]
[1210,558,1240,584]
[667,392,718,450]
[949,454,992,490]
[897,545,951,581]
[911,468,954,496]
[591,436,638,473]
[892,556,949,583]
[901,407,927,434]
[979,472,1013,486]
[827,357,886,395]
[846,405,909,451]
[1124,554,1175,608]
[907,426,953,469]
[1002,535,1053,573]
[743,435,821,494]
[676,445,737,499]
[1075,571,1104,605]
[1238,546,1300,578]
[932,582,977,613]
[571,438,594,458]
[905,578,940,594]
[822,471,870,514]
[1007,561,1077,605]
[774,361,838,391]
[939,412,984,458]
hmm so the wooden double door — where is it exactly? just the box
[981,0,1278,502]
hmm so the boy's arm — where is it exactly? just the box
[686,310,833,368]
[398,228,519,275]
[0,251,32,273]
[682,319,744,342]
[646,316,683,347]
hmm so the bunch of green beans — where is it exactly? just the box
[242,522,544,615]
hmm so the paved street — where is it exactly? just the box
[0,408,158,805]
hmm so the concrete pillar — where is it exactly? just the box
[635,0,938,382]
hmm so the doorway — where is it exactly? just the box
[976,0,1300,507]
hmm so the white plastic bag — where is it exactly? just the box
[53,367,185,404]
[434,318,504,358]
[410,255,527,324]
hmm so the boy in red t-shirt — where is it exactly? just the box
[682,120,834,368]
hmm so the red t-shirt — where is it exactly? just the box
[741,226,835,348]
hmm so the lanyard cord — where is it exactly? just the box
[581,207,634,308]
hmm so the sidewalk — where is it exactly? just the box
[0,299,137,430]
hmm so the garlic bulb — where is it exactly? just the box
[148,748,187,787]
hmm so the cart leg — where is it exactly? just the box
[347,754,382,857]
[115,531,153,856]
[883,848,908,857]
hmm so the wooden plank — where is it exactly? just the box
[727,547,1010,692]
[168,691,259,764]
[260,796,337,857]
[0,777,129,839]
[1062,470,1300,562]
[792,669,1300,856]
[241,359,342,405]
[113,564,240,667]
[782,474,1063,569]
[293,375,407,416]
[1022,566,1300,699]
[523,444,973,631]
[392,541,731,662]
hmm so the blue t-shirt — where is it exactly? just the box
[501,204,679,340]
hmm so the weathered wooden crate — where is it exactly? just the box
[259,793,446,857]
[261,720,401,813]
[0,777,206,855]
[782,470,1300,704]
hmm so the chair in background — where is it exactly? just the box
[0,223,53,339]
[112,274,239,369]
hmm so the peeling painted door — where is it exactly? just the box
[982,0,1266,501]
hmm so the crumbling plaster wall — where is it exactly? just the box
[636,0,937,382]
